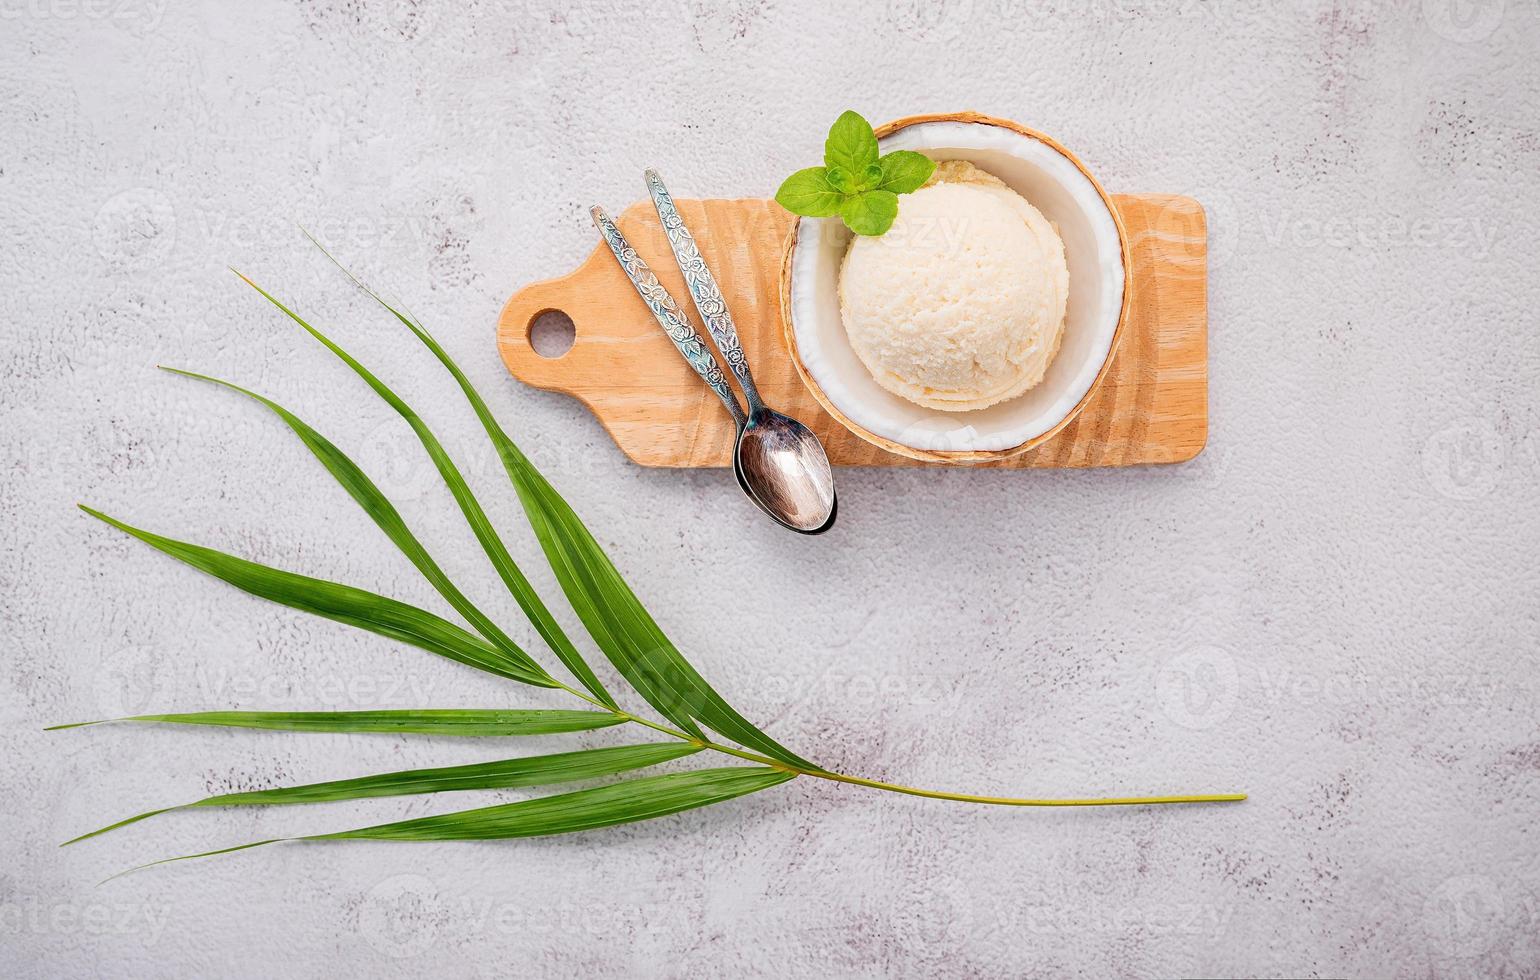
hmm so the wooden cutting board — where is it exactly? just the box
[497,194,1207,468]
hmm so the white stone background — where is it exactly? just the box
[3,0,1537,976]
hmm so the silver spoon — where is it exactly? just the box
[589,205,765,513]
[643,171,835,534]
[590,177,836,534]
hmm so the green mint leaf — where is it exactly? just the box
[825,166,859,195]
[774,166,843,218]
[840,190,899,237]
[824,110,879,177]
[877,151,936,194]
[778,113,928,235]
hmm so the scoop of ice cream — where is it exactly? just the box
[837,160,1069,412]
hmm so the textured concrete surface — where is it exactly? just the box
[4,2,1539,977]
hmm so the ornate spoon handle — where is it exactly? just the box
[590,206,746,428]
[645,170,764,417]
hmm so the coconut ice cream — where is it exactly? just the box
[836,160,1069,412]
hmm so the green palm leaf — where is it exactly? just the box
[321,764,793,840]
[62,247,1242,879]
[289,256,820,770]
[79,507,552,687]
[234,270,615,708]
[66,742,699,845]
[406,315,817,767]
[115,766,795,878]
[47,708,622,736]
[158,367,536,676]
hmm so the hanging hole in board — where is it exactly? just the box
[528,310,576,359]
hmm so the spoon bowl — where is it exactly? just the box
[736,409,837,534]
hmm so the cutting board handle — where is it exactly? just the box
[497,272,595,392]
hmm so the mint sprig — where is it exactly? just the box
[774,110,935,236]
